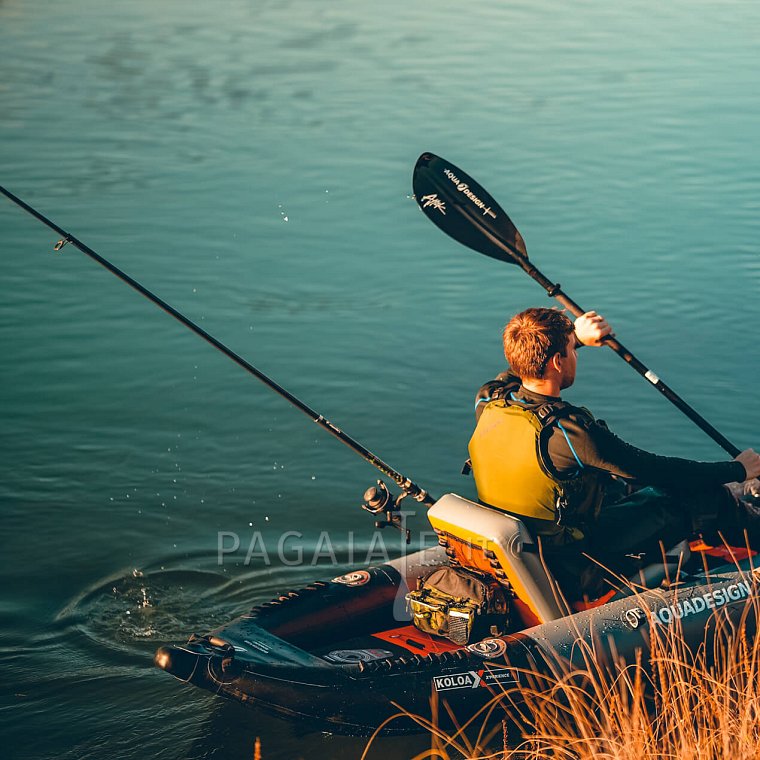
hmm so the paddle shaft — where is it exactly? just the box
[0,184,435,504]
[413,153,742,459]
[516,254,741,457]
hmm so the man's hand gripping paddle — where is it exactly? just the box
[412,152,741,457]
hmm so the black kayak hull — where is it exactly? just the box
[156,546,760,734]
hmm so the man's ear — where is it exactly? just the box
[549,352,563,373]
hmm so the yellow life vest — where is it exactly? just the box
[468,399,582,541]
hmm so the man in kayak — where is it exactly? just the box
[469,307,760,600]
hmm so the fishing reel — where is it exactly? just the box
[361,480,412,544]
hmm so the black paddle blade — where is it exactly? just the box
[412,152,528,264]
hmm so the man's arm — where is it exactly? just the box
[734,449,760,481]
[548,414,746,488]
[567,310,760,484]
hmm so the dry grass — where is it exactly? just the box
[502,609,760,760]
[363,569,760,760]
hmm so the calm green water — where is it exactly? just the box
[2,0,759,757]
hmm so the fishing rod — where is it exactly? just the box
[412,152,741,458]
[0,184,433,537]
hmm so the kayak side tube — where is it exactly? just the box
[155,554,760,734]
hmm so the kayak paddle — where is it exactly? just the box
[412,152,740,457]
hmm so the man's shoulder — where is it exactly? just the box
[560,403,595,424]
[481,370,521,394]
[473,371,598,430]
[534,401,596,433]
[474,372,522,419]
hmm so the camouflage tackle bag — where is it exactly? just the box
[406,566,510,645]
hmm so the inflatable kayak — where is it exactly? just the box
[155,493,760,735]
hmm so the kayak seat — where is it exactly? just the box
[427,493,568,626]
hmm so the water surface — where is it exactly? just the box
[2,1,759,757]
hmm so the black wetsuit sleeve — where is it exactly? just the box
[547,415,744,488]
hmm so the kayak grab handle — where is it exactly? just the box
[188,633,238,672]
[188,633,233,652]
